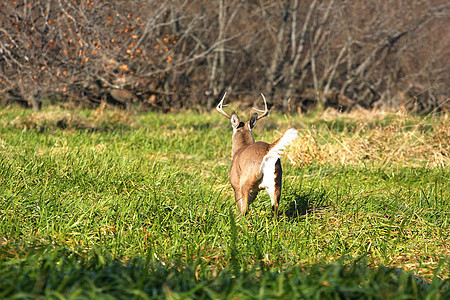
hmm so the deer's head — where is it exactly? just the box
[216,93,269,157]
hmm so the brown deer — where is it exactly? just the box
[217,93,298,215]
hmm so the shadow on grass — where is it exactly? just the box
[283,188,330,219]
[2,244,445,299]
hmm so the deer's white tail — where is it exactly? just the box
[258,129,298,188]
[267,128,298,160]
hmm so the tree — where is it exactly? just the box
[1,0,448,113]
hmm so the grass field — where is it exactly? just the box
[0,106,449,299]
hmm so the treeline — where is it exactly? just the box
[0,0,448,113]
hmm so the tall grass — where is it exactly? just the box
[1,245,446,299]
[0,106,448,298]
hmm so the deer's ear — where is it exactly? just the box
[231,113,240,129]
[249,113,258,129]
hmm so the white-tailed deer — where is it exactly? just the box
[217,93,298,215]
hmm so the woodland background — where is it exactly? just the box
[0,0,449,113]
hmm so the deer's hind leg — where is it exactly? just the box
[232,188,246,215]
[238,184,251,215]
[234,185,252,215]
[237,180,261,215]
[265,160,282,216]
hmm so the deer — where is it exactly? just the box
[217,92,298,216]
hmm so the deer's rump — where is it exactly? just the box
[230,141,271,185]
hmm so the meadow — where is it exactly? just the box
[0,105,448,299]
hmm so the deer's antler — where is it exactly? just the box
[252,93,269,120]
[216,92,231,119]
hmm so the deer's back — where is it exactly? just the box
[230,142,270,185]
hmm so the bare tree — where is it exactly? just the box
[0,0,448,113]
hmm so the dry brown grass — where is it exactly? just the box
[5,105,138,132]
[287,109,449,168]
[4,106,449,169]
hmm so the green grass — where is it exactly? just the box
[1,246,446,299]
[0,106,448,298]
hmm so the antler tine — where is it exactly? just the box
[216,92,231,119]
[252,93,269,120]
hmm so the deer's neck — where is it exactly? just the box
[231,132,254,158]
